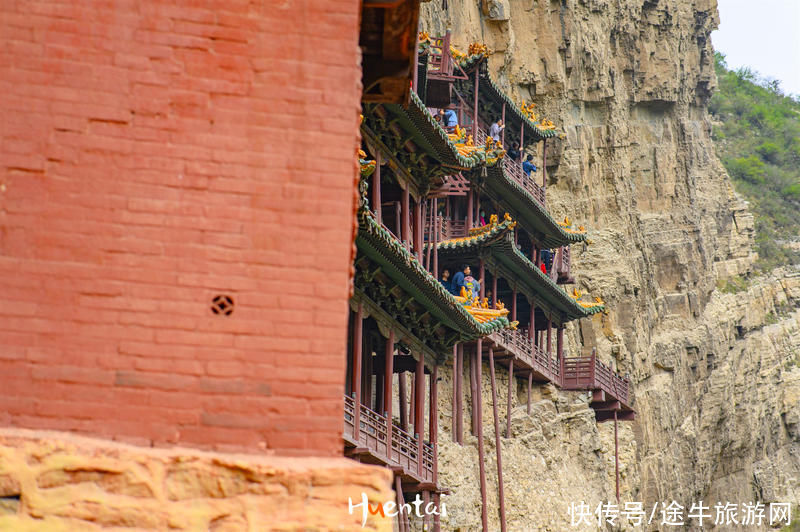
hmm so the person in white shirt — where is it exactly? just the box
[489,118,504,141]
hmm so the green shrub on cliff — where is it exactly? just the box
[709,52,800,271]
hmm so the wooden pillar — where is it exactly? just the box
[506,360,513,438]
[475,340,488,532]
[529,303,536,344]
[457,343,464,444]
[452,344,458,442]
[542,139,547,197]
[384,330,395,459]
[434,493,441,532]
[423,491,430,530]
[488,348,507,532]
[415,354,424,476]
[511,289,517,322]
[401,187,410,250]
[614,410,620,504]
[399,372,408,431]
[473,67,479,138]
[470,345,478,435]
[410,372,416,433]
[351,303,363,435]
[433,198,439,276]
[395,201,401,239]
[557,325,564,378]
[430,365,438,448]
[501,102,506,146]
[414,200,423,261]
[466,186,474,230]
[395,476,407,532]
[492,272,498,309]
[479,259,485,299]
[519,122,524,157]
[527,371,532,414]
[372,152,381,223]
[546,317,552,355]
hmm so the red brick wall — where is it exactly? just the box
[0,0,362,456]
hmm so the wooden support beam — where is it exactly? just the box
[479,259,485,299]
[542,139,547,199]
[492,272,498,309]
[511,289,517,322]
[430,365,439,489]
[399,371,408,431]
[501,102,506,146]
[415,353,424,477]
[506,360,513,438]
[352,303,363,434]
[527,371,532,414]
[373,152,382,223]
[546,318,552,356]
[473,67,479,141]
[396,476,407,532]
[614,411,620,504]
[470,344,478,436]
[414,200,423,261]
[432,198,439,276]
[488,348,507,532]
[557,325,564,378]
[385,330,395,461]
[434,493,441,532]
[476,340,488,532]
[467,185,473,230]
[452,344,458,442]
[457,343,464,444]
[402,187,410,250]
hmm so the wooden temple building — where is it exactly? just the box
[350,21,635,531]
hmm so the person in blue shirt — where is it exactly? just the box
[439,108,458,129]
[451,264,470,296]
[522,154,538,176]
[439,268,452,293]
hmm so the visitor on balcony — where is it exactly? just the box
[507,142,521,162]
[489,118,504,141]
[464,274,480,300]
[452,264,469,296]
[439,268,453,293]
[478,210,487,226]
[523,154,538,176]
[439,107,458,131]
[540,248,553,273]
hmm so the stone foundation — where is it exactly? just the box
[0,429,393,531]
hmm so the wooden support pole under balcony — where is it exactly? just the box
[384,330,394,459]
[415,354,424,477]
[430,365,438,448]
[433,198,439,276]
[529,303,536,344]
[434,493,441,532]
[476,339,489,531]
[399,371,408,431]
[452,344,458,442]
[546,317,552,356]
[351,303,363,437]
[372,152,381,223]
[519,119,524,155]
[473,67,479,140]
[402,187,410,251]
[557,325,564,377]
[488,347,507,532]
[460,348,466,443]
[506,360,513,438]
[470,344,478,436]
[614,410,620,504]
[410,372,416,433]
[542,139,547,197]
[527,371,532,414]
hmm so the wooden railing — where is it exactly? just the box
[555,246,571,281]
[475,126,546,206]
[424,216,468,243]
[343,395,434,483]
[491,328,560,380]
[562,351,631,405]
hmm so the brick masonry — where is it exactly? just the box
[0,0,364,456]
[0,428,394,531]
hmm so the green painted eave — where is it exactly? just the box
[483,164,587,249]
[356,209,511,339]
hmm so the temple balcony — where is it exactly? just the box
[562,349,635,421]
[487,327,561,384]
[343,394,436,486]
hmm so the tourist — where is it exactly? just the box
[452,264,469,296]
[540,248,553,272]
[464,274,480,300]
[507,142,520,162]
[439,107,458,130]
[489,118,504,141]
[439,268,452,293]
[522,154,537,176]
[478,209,487,226]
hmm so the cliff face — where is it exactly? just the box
[420,0,800,528]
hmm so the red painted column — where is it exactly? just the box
[492,272,498,309]
[527,371,532,414]
[542,139,547,201]
[385,330,395,459]
[399,372,408,431]
[467,186,474,230]
[520,122,524,156]
[488,348,508,532]
[372,152,382,223]
[511,289,517,322]
[414,200,423,261]
[501,102,506,146]
[479,259,485,299]
[470,344,478,436]
[432,198,439,276]
[557,325,564,379]
[452,344,458,442]
[402,187,410,250]
[457,343,464,444]
[351,303,363,437]
[546,317,552,356]
[430,365,438,448]
[476,339,488,532]
[473,68,479,138]
[415,354,424,476]
[506,360,513,438]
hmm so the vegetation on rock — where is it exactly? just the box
[709,52,800,271]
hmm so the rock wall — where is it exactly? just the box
[0,429,394,531]
[420,0,800,529]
